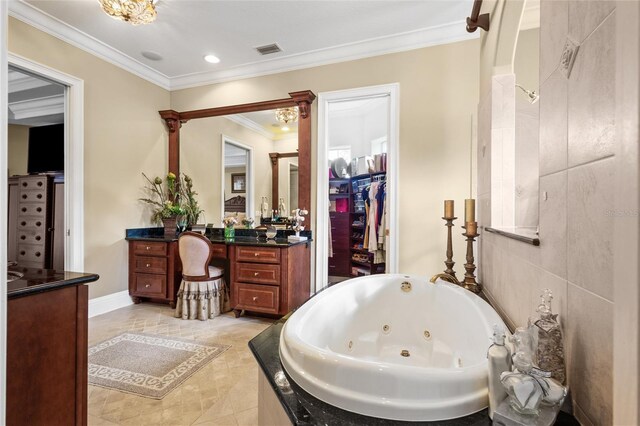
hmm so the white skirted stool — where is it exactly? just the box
[175,232,231,320]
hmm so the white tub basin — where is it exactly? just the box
[279,274,507,421]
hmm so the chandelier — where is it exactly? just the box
[99,0,157,25]
[275,107,299,125]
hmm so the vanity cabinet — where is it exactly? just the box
[230,243,310,316]
[128,240,181,307]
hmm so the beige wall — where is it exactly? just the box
[7,124,29,176]
[477,1,616,424]
[9,17,171,299]
[172,39,480,278]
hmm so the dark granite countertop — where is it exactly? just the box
[125,227,313,248]
[7,266,99,299]
[248,319,580,426]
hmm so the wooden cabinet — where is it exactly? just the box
[128,240,181,307]
[7,283,90,426]
[329,212,350,276]
[15,175,52,269]
[230,243,311,316]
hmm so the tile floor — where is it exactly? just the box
[87,303,273,425]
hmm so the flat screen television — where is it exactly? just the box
[27,123,64,174]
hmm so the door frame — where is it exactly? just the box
[220,135,254,223]
[8,53,85,272]
[1,2,8,420]
[316,83,400,292]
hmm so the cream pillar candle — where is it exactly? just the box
[465,199,476,223]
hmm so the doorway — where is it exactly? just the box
[220,135,254,223]
[316,84,399,292]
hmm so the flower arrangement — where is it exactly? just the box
[223,216,238,228]
[139,172,185,225]
[180,174,204,226]
[242,217,255,229]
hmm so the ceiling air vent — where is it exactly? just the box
[255,43,282,55]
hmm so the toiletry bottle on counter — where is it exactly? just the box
[487,324,512,419]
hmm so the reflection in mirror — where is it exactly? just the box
[513,6,540,230]
[180,108,298,228]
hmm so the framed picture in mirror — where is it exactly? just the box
[231,173,246,193]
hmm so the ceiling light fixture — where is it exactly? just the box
[204,55,221,64]
[275,107,298,125]
[99,0,157,25]
[281,126,290,132]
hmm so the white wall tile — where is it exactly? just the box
[567,158,614,301]
[566,283,613,426]
[540,0,568,83]
[568,12,616,167]
[539,171,567,279]
[568,0,616,44]
[539,71,568,176]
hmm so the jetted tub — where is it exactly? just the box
[279,274,508,421]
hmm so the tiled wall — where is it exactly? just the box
[477,1,616,425]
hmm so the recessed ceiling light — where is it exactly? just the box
[141,50,163,61]
[204,54,220,64]
[281,126,289,132]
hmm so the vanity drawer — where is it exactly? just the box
[19,190,46,203]
[132,241,167,256]
[17,244,46,263]
[133,274,166,297]
[211,243,227,259]
[235,246,280,264]
[236,283,279,314]
[18,203,46,217]
[236,262,280,285]
[17,217,46,231]
[134,256,167,274]
[19,176,48,190]
[17,230,45,245]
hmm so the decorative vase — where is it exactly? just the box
[224,226,235,240]
[162,217,178,238]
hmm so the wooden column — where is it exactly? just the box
[290,91,316,226]
[269,153,279,211]
[159,110,182,177]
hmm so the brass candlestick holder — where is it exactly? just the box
[462,222,482,294]
[442,216,458,280]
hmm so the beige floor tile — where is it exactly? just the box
[234,407,258,426]
[87,304,271,425]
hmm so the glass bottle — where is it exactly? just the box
[530,289,566,385]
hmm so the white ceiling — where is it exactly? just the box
[12,0,478,90]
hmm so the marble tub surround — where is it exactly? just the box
[477,1,618,424]
[250,314,580,426]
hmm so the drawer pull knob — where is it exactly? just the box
[254,272,259,277]
[146,246,150,250]
[145,284,151,288]
[146,264,151,268]
[252,296,258,301]
[254,253,259,257]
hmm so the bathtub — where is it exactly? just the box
[279,274,508,421]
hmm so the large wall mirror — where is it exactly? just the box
[160,91,315,228]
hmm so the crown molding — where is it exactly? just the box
[8,0,171,90]
[520,3,540,31]
[8,1,478,92]
[170,20,478,90]
[224,114,275,140]
[9,93,64,119]
[8,69,50,92]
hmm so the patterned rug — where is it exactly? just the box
[88,332,229,399]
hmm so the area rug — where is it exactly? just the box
[88,332,229,399]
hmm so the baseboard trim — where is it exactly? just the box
[88,290,134,318]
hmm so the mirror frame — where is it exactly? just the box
[159,90,316,225]
[269,151,298,209]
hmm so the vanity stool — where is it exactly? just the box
[175,232,230,320]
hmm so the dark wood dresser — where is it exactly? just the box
[7,267,99,426]
[328,211,350,276]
